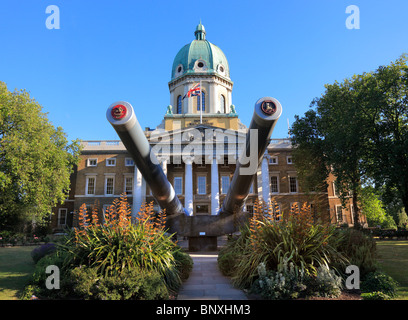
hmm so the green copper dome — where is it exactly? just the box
[171,23,230,80]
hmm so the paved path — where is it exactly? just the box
[176,253,248,300]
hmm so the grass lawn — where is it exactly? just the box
[0,246,37,300]
[376,240,408,300]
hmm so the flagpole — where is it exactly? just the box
[200,80,202,124]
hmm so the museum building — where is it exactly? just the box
[51,23,365,231]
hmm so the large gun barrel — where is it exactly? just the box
[106,101,186,216]
[220,97,282,215]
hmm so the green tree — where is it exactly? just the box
[291,54,408,228]
[0,82,80,230]
[291,73,374,227]
[360,186,396,229]
[291,109,329,194]
[397,208,408,229]
[365,55,408,217]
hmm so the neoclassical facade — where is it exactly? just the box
[51,23,365,231]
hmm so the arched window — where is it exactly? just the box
[197,91,205,112]
[220,94,226,113]
[177,95,182,114]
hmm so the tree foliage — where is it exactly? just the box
[0,82,80,230]
[360,187,396,229]
[365,55,408,217]
[291,54,408,227]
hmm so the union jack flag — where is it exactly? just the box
[182,83,201,99]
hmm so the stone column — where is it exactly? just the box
[184,157,194,216]
[261,154,271,207]
[211,82,217,113]
[170,90,174,108]
[132,165,143,219]
[257,164,263,202]
[211,157,220,215]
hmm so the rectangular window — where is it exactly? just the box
[287,156,293,164]
[289,176,298,193]
[58,208,68,226]
[221,158,228,168]
[197,159,206,168]
[125,158,134,166]
[124,176,133,195]
[270,176,279,193]
[86,176,96,195]
[106,158,116,166]
[87,158,97,167]
[336,205,343,222]
[174,177,183,195]
[197,176,206,194]
[221,175,230,194]
[246,204,254,214]
[105,176,114,195]
[333,183,339,197]
[269,156,278,165]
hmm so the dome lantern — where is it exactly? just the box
[194,21,206,40]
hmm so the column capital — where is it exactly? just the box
[213,155,224,163]
[182,155,194,165]
[157,156,170,163]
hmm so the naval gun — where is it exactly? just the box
[106,97,282,250]
[106,101,186,217]
[220,97,282,215]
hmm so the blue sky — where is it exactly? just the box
[1,0,407,142]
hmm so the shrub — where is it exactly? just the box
[31,243,57,263]
[61,197,182,291]
[361,271,398,298]
[218,246,240,277]
[21,250,72,299]
[218,228,250,277]
[250,261,308,300]
[310,266,343,298]
[22,197,191,300]
[332,228,377,277]
[68,266,169,300]
[250,260,343,300]
[361,291,392,300]
[223,200,348,289]
[173,250,193,282]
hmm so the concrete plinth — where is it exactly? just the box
[188,236,217,251]
[167,211,249,237]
